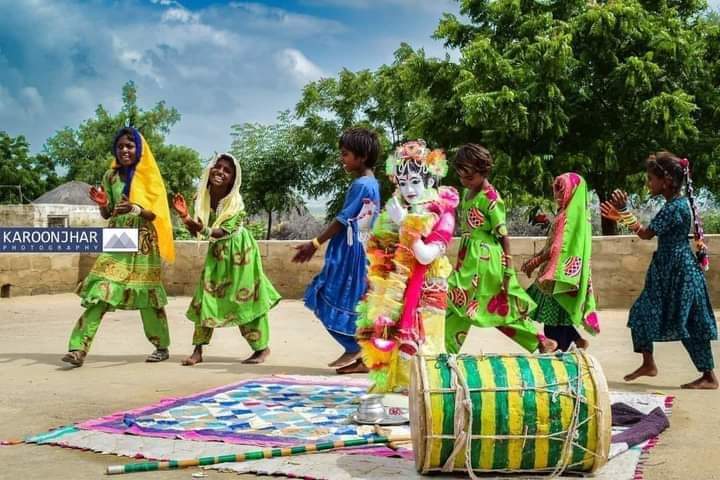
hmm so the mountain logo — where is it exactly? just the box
[103,229,139,252]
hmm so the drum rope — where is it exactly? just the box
[432,351,603,478]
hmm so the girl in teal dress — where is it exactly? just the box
[173,153,281,366]
[602,152,717,389]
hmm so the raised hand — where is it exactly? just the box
[385,196,407,225]
[610,190,629,210]
[89,186,108,208]
[172,193,189,218]
[113,194,133,215]
[600,201,621,222]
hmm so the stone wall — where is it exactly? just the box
[0,204,105,228]
[1,236,718,308]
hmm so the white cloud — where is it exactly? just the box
[161,6,200,24]
[275,48,325,85]
[0,0,456,159]
[19,87,44,115]
[301,0,454,13]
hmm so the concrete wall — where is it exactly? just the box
[0,204,105,227]
[1,236,718,308]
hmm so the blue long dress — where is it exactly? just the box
[304,176,380,353]
[628,196,717,371]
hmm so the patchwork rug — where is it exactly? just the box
[24,375,673,479]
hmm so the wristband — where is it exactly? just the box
[129,204,142,216]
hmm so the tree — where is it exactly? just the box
[44,81,201,201]
[229,112,306,239]
[295,1,720,233]
[0,132,60,203]
[433,0,720,232]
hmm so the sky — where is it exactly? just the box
[0,0,459,158]
[3,0,719,160]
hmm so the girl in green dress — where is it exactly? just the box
[62,127,175,367]
[173,154,281,366]
[445,144,557,354]
[521,173,599,351]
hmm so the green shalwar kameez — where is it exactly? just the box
[445,186,541,353]
[69,169,170,353]
[186,211,280,351]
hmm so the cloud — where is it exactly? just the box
[0,0,456,160]
[275,48,325,85]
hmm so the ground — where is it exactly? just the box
[1,294,718,480]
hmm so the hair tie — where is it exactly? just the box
[680,158,689,169]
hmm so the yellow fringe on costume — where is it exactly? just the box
[111,133,175,263]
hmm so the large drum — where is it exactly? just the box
[410,352,611,476]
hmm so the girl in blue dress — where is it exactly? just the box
[601,152,717,389]
[292,128,381,373]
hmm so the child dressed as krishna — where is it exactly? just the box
[356,140,458,393]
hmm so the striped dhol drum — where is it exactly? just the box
[409,351,611,476]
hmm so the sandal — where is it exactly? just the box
[146,349,169,363]
[61,350,86,367]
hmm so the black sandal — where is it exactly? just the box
[146,349,169,363]
[61,351,86,367]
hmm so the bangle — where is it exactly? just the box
[311,237,321,249]
[129,204,142,216]
[618,207,640,231]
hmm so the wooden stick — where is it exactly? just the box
[106,434,411,475]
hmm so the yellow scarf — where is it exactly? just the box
[111,131,175,263]
[194,153,245,230]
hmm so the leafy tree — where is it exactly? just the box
[0,132,60,203]
[433,0,720,232]
[296,1,720,233]
[229,112,306,239]
[44,81,201,201]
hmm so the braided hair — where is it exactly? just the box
[647,151,709,271]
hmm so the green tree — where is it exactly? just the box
[0,132,60,203]
[44,81,201,201]
[229,112,306,239]
[433,0,720,232]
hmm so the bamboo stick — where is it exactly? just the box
[106,434,411,475]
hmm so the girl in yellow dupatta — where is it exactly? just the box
[172,153,280,366]
[62,127,174,367]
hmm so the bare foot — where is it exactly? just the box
[681,372,719,390]
[181,347,203,366]
[242,348,270,364]
[538,338,558,354]
[328,351,359,367]
[624,364,658,382]
[575,337,590,350]
[336,359,369,375]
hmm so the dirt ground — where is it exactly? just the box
[1,294,718,480]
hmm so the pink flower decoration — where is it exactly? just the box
[680,158,690,169]
[372,337,397,352]
[584,312,600,333]
[485,188,499,202]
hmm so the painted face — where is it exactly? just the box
[340,147,365,173]
[115,135,137,167]
[397,171,428,204]
[646,171,666,196]
[209,157,236,189]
